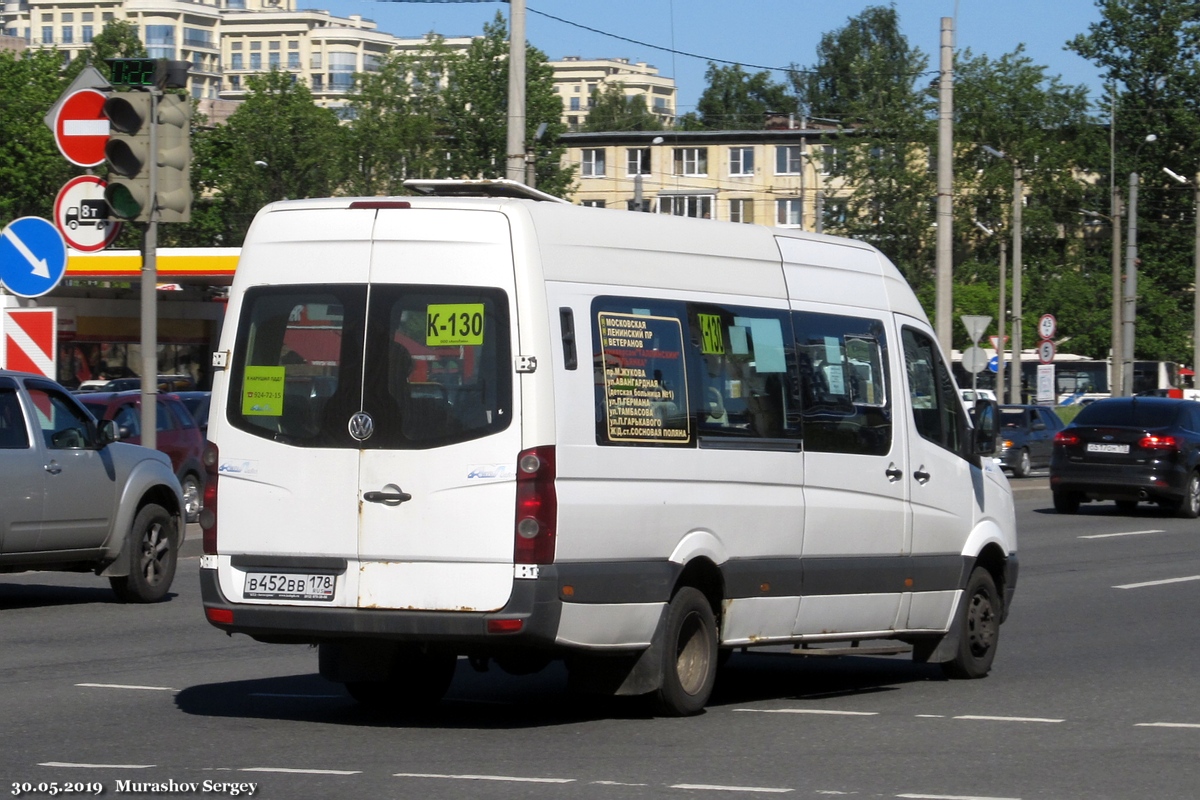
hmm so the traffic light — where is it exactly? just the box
[155,94,192,223]
[102,91,154,222]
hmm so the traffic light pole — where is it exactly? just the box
[139,89,159,451]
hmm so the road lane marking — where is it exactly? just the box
[593,781,649,786]
[734,708,879,716]
[1114,575,1200,589]
[953,715,1063,723]
[1136,722,1200,729]
[40,762,155,769]
[671,784,793,793]
[394,773,575,783]
[240,767,360,775]
[898,795,1021,800]
[1079,529,1165,539]
[75,683,177,692]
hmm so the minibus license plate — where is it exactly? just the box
[244,572,336,601]
[1087,443,1129,454]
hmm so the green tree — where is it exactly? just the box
[0,49,76,224]
[682,64,794,130]
[1069,0,1200,363]
[185,70,346,246]
[440,13,573,196]
[793,6,936,297]
[64,19,147,82]
[583,82,663,132]
[343,37,454,196]
[953,46,1098,354]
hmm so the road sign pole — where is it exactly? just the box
[140,90,159,450]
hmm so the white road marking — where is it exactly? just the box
[1079,529,1165,539]
[1135,722,1200,729]
[75,683,177,692]
[897,795,1021,800]
[953,715,1063,723]
[394,773,575,783]
[1114,575,1200,590]
[735,708,878,716]
[240,767,360,775]
[593,781,649,786]
[40,762,155,769]
[671,784,793,793]
[915,714,946,718]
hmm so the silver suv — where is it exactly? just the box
[0,371,184,602]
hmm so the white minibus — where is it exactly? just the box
[200,181,1016,716]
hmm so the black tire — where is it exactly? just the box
[109,503,177,603]
[1115,499,1139,514]
[652,587,718,717]
[1013,449,1032,479]
[345,648,457,715]
[181,473,202,524]
[1053,491,1080,514]
[942,567,1001,679]
[1177,472,1200,519]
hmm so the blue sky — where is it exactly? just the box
[317,0,1109,113]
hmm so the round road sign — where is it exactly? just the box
[1038,313,1057,341]
[54,175,121,252]
[961,345,989,373]
[0,217,68,298]
[1038,339,1057,364]
[53,88,110,168]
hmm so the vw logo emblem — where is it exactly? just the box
[348,412,374,441]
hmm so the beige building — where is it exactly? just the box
[552,56,676,129]
[561,124,848,232]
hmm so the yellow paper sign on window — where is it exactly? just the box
[698,313,725,355]
[426,303,485,347]
[242,366,285,416]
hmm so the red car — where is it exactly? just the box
[79,391,205,523]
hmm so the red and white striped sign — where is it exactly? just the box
[3,308,57,378]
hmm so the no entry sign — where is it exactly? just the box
[53,88,110,168]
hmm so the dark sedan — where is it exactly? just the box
[1050,397,1200,516]
[996,404,1064,478]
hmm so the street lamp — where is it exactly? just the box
[982,145,1023,404]
[1079,205,1123,396]
[1164,166,1200,387]
[974,220,1007,404]
[1122,134,1157,397]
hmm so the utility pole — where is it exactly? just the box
[1110,189,1124,396]
[1011,165,1023,405]
[997,236,1007,404]
[1122,171,1139,397]
[934,16,954,355]
[505,0,526,183]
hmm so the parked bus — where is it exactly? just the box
[950,352,1180,405]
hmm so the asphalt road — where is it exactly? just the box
[3,479,1200,800]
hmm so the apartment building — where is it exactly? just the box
[562,123,848,233]
[552,56,676,129]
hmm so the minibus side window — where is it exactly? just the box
[902,327,968,456]
[686,303,800,443]
[591,297,694,447]
[229,286,366,446]
[793,311,891,456]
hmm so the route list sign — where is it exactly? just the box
[598,312,691,444]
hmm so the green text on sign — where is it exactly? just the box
[698,314,725,355]
[243,366,285,416]
[426,303,485,346]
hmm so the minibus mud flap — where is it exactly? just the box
[566,610,669,696]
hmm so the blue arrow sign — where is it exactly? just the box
[0,217,68,298]
[988,356,999,373]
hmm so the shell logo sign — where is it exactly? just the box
[65,247,240,280]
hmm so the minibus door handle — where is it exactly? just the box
[913,467,931,484]
[885,464,903,482]
[363,485,412,506]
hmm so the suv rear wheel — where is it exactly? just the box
[109,504,177,603]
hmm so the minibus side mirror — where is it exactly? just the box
[970,398,999,457]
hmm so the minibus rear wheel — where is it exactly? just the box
[653,587,717,716]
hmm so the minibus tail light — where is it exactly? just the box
[200,441,219,554]
[514,445,556,564]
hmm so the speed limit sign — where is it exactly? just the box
[1038,314,1057,341]
[1038,339,1056,364]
